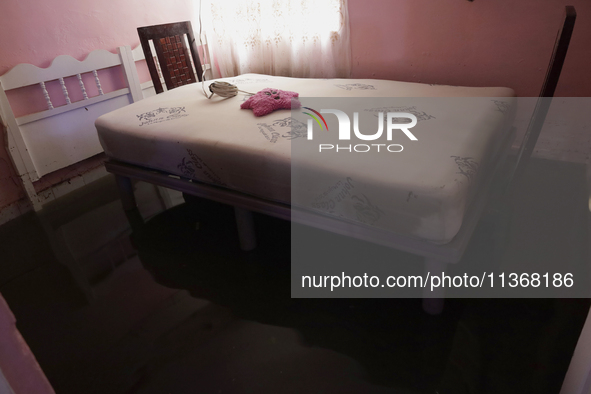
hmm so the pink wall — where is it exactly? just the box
[349,0,591,97]
[0,0,194,76]
[0,0,194,209]
[0,294,55,394]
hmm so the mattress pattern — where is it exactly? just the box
[96,73,516,244]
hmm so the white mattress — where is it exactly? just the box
[96,73,515,243]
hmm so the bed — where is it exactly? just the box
[95,73,517,313]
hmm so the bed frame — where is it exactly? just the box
[104,7,575,315]
[105,121,515,315]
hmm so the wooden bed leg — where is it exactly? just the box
[234,207,257,251]
[115,175,144,231]
[422,258,447,315]
[115,175,137,211]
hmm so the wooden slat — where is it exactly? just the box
[117,46,143,103]
[137,21,204,94]
[77,74,88,100]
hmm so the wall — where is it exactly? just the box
[0,293,55,394]
[348,0,591,166]
[348,0,591,97]
[0,0,194,76]
[0,0,194,215]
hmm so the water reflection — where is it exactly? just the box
[133,197,589,393]
[134,198,461,391]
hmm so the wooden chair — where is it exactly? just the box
[137,21,204,94]
[486,6,577,247]
[508,6,577,187]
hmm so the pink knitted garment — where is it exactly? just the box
[240,88,301,116]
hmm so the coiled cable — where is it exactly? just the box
[203,81,254,99]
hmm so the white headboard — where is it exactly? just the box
[0,45,151,210]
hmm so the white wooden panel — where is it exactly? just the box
[15,89,129,126]
[1,50,123,90]
[0,46,145,213]
[0,81,38,179]
[20,94,132,178]
[118,46,143,103]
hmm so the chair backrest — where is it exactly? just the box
[137,21,204,94]
[509,6,577,186]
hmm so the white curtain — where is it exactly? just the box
[200,0,351,79]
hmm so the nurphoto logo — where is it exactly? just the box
[302,107,418,153]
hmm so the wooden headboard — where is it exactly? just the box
[0,45,152,211]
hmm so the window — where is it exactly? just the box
[200,0,351,78]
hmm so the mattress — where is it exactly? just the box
[96,73,516,243]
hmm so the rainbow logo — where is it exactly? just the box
[303,107,329,131]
